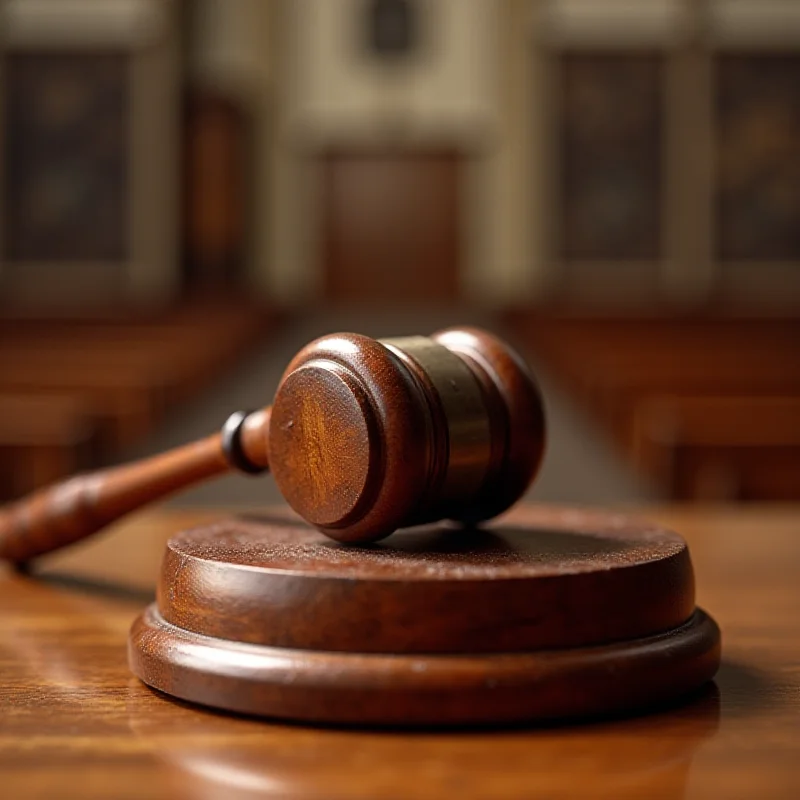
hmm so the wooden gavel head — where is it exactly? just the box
[260,326,545,542]
[0,327,545,563]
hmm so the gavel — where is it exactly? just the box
[0,327,545,563]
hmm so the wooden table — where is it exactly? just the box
[1,506,798,798]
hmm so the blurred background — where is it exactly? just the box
[0,0,797,510]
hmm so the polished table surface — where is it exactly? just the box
[1,505,798,799]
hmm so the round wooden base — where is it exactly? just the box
[130,605,718,726]
[128,506,721,726]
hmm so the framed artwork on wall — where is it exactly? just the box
[534,0,800,310]
[709,38,800,306]
[559,53,663,264]
[0,0,181,313]
[533,0,687,307]
[545,47,667,305]
[715,53,800,262]
[3,52,130,265]
[364,0,419,60]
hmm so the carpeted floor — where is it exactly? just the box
[124,308,658,510]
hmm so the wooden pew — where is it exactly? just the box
[505,313,800,501]
[630,395,800,501]
[0,305,267,405]
[520,319,800,395]
[0,392,99,501]
[0,358,168,451]
[0,303,269,448]
[0,302,272,501]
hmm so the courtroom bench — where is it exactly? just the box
[0,392,98,501]
[504,312,800,501]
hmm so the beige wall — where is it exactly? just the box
[269,0,518,305]
[193,0,538,306]
[281,0,496,144]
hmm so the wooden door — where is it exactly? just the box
[183,92,249,291]
[322,150,461,303]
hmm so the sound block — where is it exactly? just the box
[128,505,720,726]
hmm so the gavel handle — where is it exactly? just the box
[0,408,271,564]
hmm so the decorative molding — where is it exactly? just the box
[0,0,168,49]
[282,0,498,151]
[188,0,270,98]
[535,0,691,48]
[708,0,800,48]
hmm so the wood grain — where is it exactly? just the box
[153,509,697,654]
[128,506,716,724]
[0,505,798,798]
[322,150,461,304]
[269,328,545,542]
[130,603,718,726]
[0,435,230,563]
